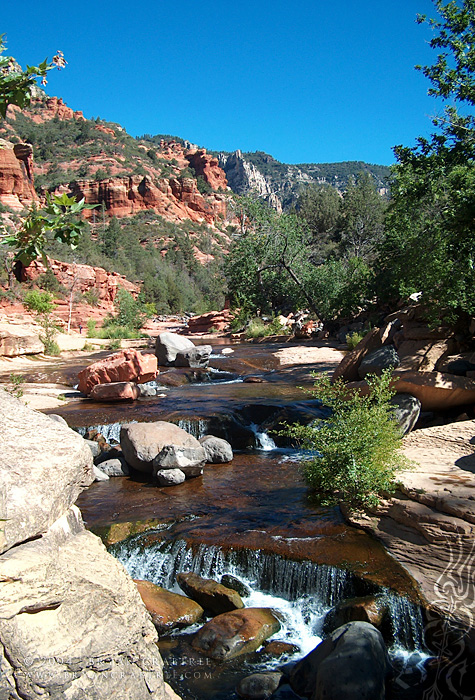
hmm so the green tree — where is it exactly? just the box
[100,216,121,258]
[340,173,386,260]
[378,0,475,321]
[296,184,342,260]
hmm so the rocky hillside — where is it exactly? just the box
[217,150,390,210]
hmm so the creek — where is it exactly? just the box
[8,340,433,699]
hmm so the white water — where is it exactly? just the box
[250,423,277,451]
[111,537,427,657]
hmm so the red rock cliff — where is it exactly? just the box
[0,142,37,210]
[186,149,228,190]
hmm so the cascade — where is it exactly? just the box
[250,423,277,450]
[177,418,209,439]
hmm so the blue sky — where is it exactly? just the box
[3,1,442,165]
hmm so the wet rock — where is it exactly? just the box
[358,345,400,379]
[92,465,110,481]
[175,345,212,368]
[98,457,130,477]
[177,572,244,615]
[236,671,283,699]
[262,641,300,657]
[120,421,204,474]
[390,394,421,435]
[155,332,195,366]
[78,349,157,394]
[220,574,251,597]
[322,596,387,635]
[192,607,281,660]
[134,579,203,634]
[89,381,141,402]
[269,683,303,700]
[243,376,266,383]
[138,382,159,396]
[200,435,234,463]
[85,437,102,457]
[289,621,391,700]
[155,468,186,486]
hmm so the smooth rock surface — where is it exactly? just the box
[98,457,130,476]
[155,468,186,486]
[289,622,391,700]
[120,421,203,474]
[192,608,280,660]
[152,444,206,475]
[389,393,421,435]
[0,324,43,357]
[174,345,212,368]
[134,579,203,634]
[177,572,244,615]
[358,345,400,379]
[155,333,195,366]
[236,672,283,699]
[0,389,93,554]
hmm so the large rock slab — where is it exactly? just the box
[0,389,93,554]
[348,370,475,411]
[0,324,43,357]
[120,421,205,474]
[289,622,391,700]
[135,579,204,634]
[78,349,158,394]
[358,345,399,379]
[0,507,169,700]
[177,572,244,615]
[175,345,212,368]
[192,608,280,660]
[155,333,195,366]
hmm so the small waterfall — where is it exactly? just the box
[111,537,353,607]
[76,420,134,444]
[386,593,426,652]
[250,423,277,451]
[176,419,209,439]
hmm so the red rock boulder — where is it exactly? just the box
[186,309,234,334]
[78,350,157,395]
[89,381,140,402]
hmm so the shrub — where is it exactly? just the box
[82,289,100,307]
[287,370,410,508]
[87,319,98,337]
[23,290,56,314]
[346,331,365,350]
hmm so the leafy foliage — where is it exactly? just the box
[287,370,408,508]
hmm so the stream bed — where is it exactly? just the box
[13,340,436,699]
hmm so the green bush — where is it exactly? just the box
[245,316,290,339]
[346,331,365,350]
[23,290,56,314]
[287,370,409,508]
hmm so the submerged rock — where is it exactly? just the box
[220,574,251,597]
[192,607,280,660]
[177,571,244,615]
[322,595,387,635]
[236,671,283,699]
[155,468,186,486]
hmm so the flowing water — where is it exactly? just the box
[8,340,433,699]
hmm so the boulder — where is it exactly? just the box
[390,394,421,434]
[177,572,244,615]
[120,420,204,474]
[155,332,195,366]
[134,579,203,633]
[152,444,206,477]
[199,435,234,463]
[93,465,110,481]
[220,574,251,597]
[358,345,400,379]
[186,310,234,334]
[348,370,475,412]
[155,468,186,486]
[437,354,475,376]
[90,381,141,402]
[262,641,300,656]
[0,325,43,357]
[332,328,382,383]
[0,389,93,554]
[192,607,281,660]
[78,349,158,394]
[98,457,130,477]
[85,437,102,457]
[175,345,213,368]
[0,390,170,700]
[289,621,391,700]
[236,672,283,700]
[322,596,387,635]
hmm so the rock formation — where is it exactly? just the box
[0,389,173,699]
[0,141,37,209]
[219,150,283,213]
